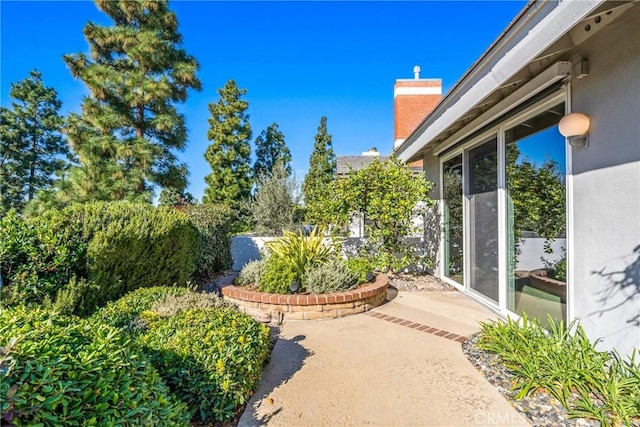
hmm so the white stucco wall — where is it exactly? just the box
[569,5,640,356]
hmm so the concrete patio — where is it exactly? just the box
[238,290,530,427]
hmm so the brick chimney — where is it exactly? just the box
[394,66,442,150]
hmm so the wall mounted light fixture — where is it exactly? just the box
[559,112,590,149]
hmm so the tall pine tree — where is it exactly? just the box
[203,80,252,204]
[63,0,201,202]
[253,123,291,179]
[302,116,336,222]
[0,70,67,215]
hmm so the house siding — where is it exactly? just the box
[569,5,640,355]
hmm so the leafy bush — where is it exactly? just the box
[183,204,233,279]
[304,260,358,294]
[265,227,336,284]
[479,315,640,425]
[345,256,378,284]
[139,307,271,422]
[0,202,198,315]
[0,210,87,309]
[91,286,190,331]
[258,257,298,294]
[236,259,266,287]
[310,156,435,272]
[0,307,189,426]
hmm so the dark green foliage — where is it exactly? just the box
[0,210,87,309]
[159,188,197,208]
[203,80,253,205]
[258,257,298,294]
[0,202,197,315]
[91,286,191,331]
[139,307,271,422]
[304,260,358,294]
[0,70,68,216]
[303,116,336,223]
[0,307,190,426]
[479,315,640,425]
[61,0,201,203]
[184,204,233,279]
[253,123,292,179]
[251,161,300,235]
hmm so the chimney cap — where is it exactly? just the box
[413,65,421,79]
[361,147,380,156]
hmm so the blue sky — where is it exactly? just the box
[1,1,527,201]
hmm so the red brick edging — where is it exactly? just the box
[365,311,468,344]
[221,274,389,323]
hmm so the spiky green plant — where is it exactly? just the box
[265,226,336,284]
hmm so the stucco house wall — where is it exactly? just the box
[569,6,640,354]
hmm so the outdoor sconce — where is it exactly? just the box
[558,112,590,149]
[290,281,300,293]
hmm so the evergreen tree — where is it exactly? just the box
[62,0,201,202]
[203,80,252,204]
[0,70,67,215]
[302,116,336,222]
[253,123,291,179]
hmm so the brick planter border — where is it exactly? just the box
[221,274,388,323]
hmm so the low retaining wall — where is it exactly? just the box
[221,274,389,324]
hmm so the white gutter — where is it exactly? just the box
[397,0,605,163]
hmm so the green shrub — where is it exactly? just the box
[1,202,198,315]
[236,259,266,287]
[0,307,189,426]
[184,204,233,279]
[0,210,87,308]
[304,260,358,294]
[265,227,336,284]
[258,257,298,294]
[139,307,271,422]
[479,315,640,425]
[92,286,191,331]
[345,256,378,284]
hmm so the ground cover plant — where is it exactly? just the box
[93,287,271,423]
[0,307,190,426]
[478,315,640,426]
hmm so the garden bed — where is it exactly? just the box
[221,274,389,324]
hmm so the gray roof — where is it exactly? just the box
[336,155,390,175]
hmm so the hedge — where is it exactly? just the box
[0,201,198,315]
[183,204,233,279]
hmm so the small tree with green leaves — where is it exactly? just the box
[0,70,68,215]
[317,156,434,272]
[203,80,252,205]
[251,161,300,235]
[303,116,336,224]
[253,123,292,179]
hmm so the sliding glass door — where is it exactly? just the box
[443,156,464,284]
[506,103,567,326]
[467,138,499,302]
